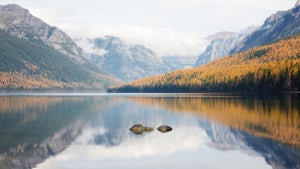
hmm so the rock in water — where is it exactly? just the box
[130,124,144,135]
[157,125,172,133]
[144,127,154,132]
[129,124,154,135]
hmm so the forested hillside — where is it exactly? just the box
[0,30,120,90]
[108,35,300,93]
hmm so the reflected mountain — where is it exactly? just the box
[1,94,300,169]
[0,96,116,169]
[73,101,182,146]
[127,94,300,169]
[128,94,300,148]
[200,119,245,151]
[45,108,209,161]
[239,131,300,169]
[67,99,250,156]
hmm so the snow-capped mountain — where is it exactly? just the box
[195,32,241,66]
[76,36,171,82]
[195,26,258,67]
[231,2,300,53]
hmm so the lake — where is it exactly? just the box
[0,93,299,169]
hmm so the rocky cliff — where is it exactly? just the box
[0,4,85,64]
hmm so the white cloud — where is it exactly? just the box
[34,125,271,169]
[56,23,209,56]
[42,126,209,161]
[0,0,296,56]
[75,38,107,56]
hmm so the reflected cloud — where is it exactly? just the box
[128,95,300,148]
[0,96,117,169]
[31,95,280,169]
[3,94,297,169]
[73,126,106,145]
[63,126,208,160]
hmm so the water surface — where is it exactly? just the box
[0,93,299,169]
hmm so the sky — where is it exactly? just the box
[0,0,297,56]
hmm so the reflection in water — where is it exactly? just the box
[0,96,116,169]
[127,94,300,169]
[35,99,271,169]
[129,94,300,148]
[0,94,299,169]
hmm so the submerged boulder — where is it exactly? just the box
[157,125,172,133]
[129,124,154,135]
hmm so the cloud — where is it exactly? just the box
[48,126,209,161]
[1,0,295,57]
[75,38,107,57]
[34,125,270,169]
[56,23,209,56]
[3,0,295,57]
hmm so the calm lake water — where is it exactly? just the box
[0,93,299,169]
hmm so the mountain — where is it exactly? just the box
[231,3,300,54]
[195,27,258,66]
[0,4,86,63]
[0,4,120,90]
[76,36,171,82]
[195,32,241,66]
[108,34,300,93]
[162,55,199,70]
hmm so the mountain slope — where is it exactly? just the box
[195,27,258,67]
[231,3,300,54]
[0,4,85,64]
[108,35,300,93]
[195,32,241,66]
[76,36,171,82]
[0,4,121,90]
[0,30,120,90]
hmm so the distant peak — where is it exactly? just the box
[0,4,29,14]
[0,4,26,10]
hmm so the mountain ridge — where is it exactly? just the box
[0,4,86,64]
[231,4,300,54]
[195,26,258,67]
[76,36,171,82]
[0,4,121,90]
[195,32,242,66]
[108,34,300,93]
